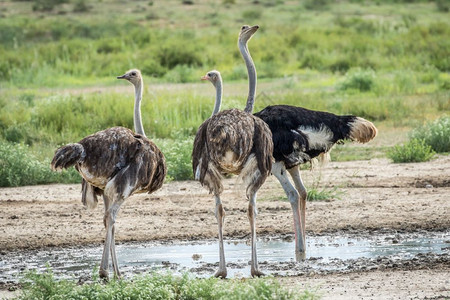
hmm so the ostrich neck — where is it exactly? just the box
[133,79,146,137]
[211,78,223,117]
[239,41,256,114]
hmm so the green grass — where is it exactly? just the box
[0,1,449,87]
[17,269,317,300]
[0,0,449,186]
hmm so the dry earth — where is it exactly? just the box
[0,156,449,299]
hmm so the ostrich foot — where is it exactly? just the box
[99,269,109,282]
[251,268,265,278]
[214,269,227,279]
[295,251,306,262]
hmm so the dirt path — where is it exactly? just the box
[0,156,449,299]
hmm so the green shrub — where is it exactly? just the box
[0,140,79,187]
[72,0,90,13]
[387,139,435,163]
[32,0,68,12]
[436,0,449,12]
[410,116,450,152]
[304,0,332,10]
[156,134,194,181]
[242,9,263,20]
[338,68,376,92]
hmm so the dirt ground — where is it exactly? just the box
[0,155,449,299]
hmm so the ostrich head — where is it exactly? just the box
[238,25,259,44]
[201,70,221,87]
[117,69,142,86]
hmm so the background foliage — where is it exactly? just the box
[0,0,449,186]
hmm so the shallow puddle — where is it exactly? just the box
[1,231,449,283]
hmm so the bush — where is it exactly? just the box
[32,0,68,12]
[436,0,449,12]
[387,139,435,163]
[242,9,263,20]
[156,134,194,181]
[0,140,79,187]
[304,0,332,10]
[410,116,450,153]
[338,68,377,92]
[72,0,90,13]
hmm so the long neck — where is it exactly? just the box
[239,40,257,113]
[133,78,146,136]
[211,78,223,117]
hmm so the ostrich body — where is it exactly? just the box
[254,105,377,260]
[51,69,166,280]
[192,25,273,278]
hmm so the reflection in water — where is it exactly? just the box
[0,231,448,281]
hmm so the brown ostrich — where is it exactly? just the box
[192,25,273,278]
[51,69,166,280]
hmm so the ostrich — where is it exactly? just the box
[192,25,273,278]
[254,105,377,261]
[51,69,166,280]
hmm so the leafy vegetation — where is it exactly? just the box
[0,0,448,186]
[410,116,450,153]
[0,140,78,186]
[18,269,316,300]
[387,138,435,163]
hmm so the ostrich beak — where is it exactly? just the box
[117,74,127,79]
[201,75,209,81]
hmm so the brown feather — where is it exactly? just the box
[52,126,166,206]
[192,109,273,197]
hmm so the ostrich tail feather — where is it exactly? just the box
[51,143,85,171]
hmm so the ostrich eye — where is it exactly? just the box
[131,72,136,76]
[208,73,212,77]
[241,25,248,30]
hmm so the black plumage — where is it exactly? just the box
[254,103,377,261]
[255,104,377,168]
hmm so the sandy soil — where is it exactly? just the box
[0,156,449,299]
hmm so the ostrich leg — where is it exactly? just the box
[214,195,227,278]
[272,162,305,261]
[102,195,121,279]
[288,165,307,252]
[110,225,121,278]
[248,192,264,277]
[100,196,123,280]
[99,196,113,280]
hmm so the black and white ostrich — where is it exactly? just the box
[51,69,166,280]
[254,103,377,260]
[192,25,273,278]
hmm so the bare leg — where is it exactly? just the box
[248,192,264,277]
[272,162,305,261]
[214,195,227,278]
[99,196,112,280]
[288,165,307,252]
[100,196,123,280]
[110,225,121,279]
